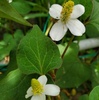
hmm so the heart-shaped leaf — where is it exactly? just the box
[89,85,99,100]
[55,43,91,88]
[17,25,62,75]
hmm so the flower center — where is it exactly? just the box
[31,79,43,95]
[60,0,74,23]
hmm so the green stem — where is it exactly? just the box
[61,35,74,58]
[45,22,53,36]
[47,96,52,100]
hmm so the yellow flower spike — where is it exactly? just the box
[61,0,74,23]
[31,79,43,95]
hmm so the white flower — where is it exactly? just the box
[49,1,85,41]
[25,75,60,100]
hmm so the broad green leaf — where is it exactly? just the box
[89,0,99,21]
[0,30,24,72]
[90,61,99,88]
[0,0,32,26]
[80,0,92,20]
[0,29,24,61]
[79,94,89,100]
[86,0,99,37]
[11,0,31,15]
[86,24,99,37]
[0,47,35,100]
[55,43,91,88]
[0,68,33,100]
[17,25,62,75]
[0,49,26,100]
[13,29,24,45]
[0,33,16,60]
[89,85,99,100]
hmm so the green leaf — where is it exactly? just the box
[0,30,24,71]
[0,33,16,60]
[0,50,17,79]
[86,24,99,38]
[96,0,99,2]
[11,0,31,15]
[0,0,32,26]
[0,30,24,61]
[13,29,24,45]
[80,0,92,20]
[0,68,34,100]
[50,0,56,4]
[86,0,99,37]
[90,61,99,88]
[27,1,48,12]
[89,85,99,100]
[17,25,62,75]
[24,13,48,20]
[79,94,89,100]
[55,43,91,88]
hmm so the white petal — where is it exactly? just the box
[70,4,85,19]
[49,4,62,19]
[31,94,46,100]
[44,84,60,96]
[49,20,68,41]
[38,75,47,85]
[25,87,33,98]
[67,19,85,36]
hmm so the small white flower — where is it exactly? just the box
[49,1,85,41]
[25,75,60,100]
